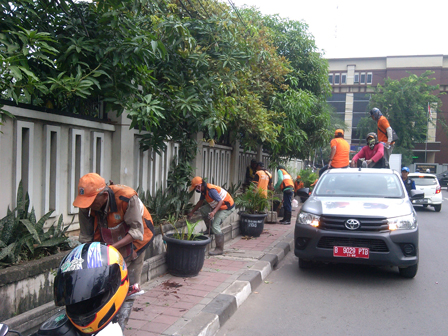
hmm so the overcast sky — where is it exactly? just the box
[229,0,448,59]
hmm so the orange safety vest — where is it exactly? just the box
[93,185,154,258]
[279,169,294,191]
[254,170,272,198]
[204,183,234,210]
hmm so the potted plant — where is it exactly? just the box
[163,220,211,277]
[235,184,274,237]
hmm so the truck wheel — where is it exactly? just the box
[298,258,313,269]
[434,204,442,212]
[399,263,418,278]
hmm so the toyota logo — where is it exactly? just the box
[345,219,360,230]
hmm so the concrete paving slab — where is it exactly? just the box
[173,311,219,336]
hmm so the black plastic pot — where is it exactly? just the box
[239,212,267,237]
[163,234,211,277]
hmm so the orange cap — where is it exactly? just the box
[335,129,344,136]
[189,176,203,191]
[73,173,106,208]
[297,175,301,179]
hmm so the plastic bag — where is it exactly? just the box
[292,199,299,208]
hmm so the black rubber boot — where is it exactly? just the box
[209,234,224,255]
[280,211,291,225]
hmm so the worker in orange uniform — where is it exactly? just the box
[274,165,294,225]
[253,162,273,198]
[370,108,394,167]
[73,173,154,298]
[294,175,304,195]
[187,177,235,255]
[319,129,350,176]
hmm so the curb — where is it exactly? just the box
[173,233,294,336]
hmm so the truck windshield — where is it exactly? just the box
[314,173,404,198]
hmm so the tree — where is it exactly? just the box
[1,0,332,162]
[368,71,441,165]
[237,9,332,161]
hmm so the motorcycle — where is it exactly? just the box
[0,312,123,336]
[0,243,135,336]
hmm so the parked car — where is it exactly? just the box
[436,170,448,188]
[408,173,442,212]
[294,168,424,278]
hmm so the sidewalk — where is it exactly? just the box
[124,209,298,336]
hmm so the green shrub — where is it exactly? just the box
[139,186,182,226]
[234,183,273,214]
[299,169,319,188]
[0,182,72,268]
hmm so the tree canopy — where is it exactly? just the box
[368,71,442,165]
[1,0,332,160]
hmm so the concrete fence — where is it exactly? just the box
[0,104,302,229]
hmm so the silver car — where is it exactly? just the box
[294,168,423,278]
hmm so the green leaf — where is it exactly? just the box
[24,236,34,254]
[20,219,41,243]
[9,66,22,80]
[0,242,16,261]
[38,237,67,248]
[36,210,54,232]
[29,207,37,226]
[18,67,39,81]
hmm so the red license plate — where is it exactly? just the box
[333,246,369,259]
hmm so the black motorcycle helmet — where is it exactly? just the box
[366,132,378,149]
[369,108,383,121]
[54,243,129,334]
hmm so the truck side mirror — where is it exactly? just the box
[296,188,310,200]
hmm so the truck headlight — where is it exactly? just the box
[388,213,417,230]
[298,212,320,227]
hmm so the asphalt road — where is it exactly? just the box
[217,191,448,336]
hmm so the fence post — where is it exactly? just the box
[229,139,240,186]
[191,132,203,203]
[109,111,135,187]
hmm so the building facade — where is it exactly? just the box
[326,55,448,165]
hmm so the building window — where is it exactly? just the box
[354,73,359,84]
[367,73,372,84]
[360,73,366,84]
[328,74,333,84]
[341,73,347,84]
[334,74,340,85]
